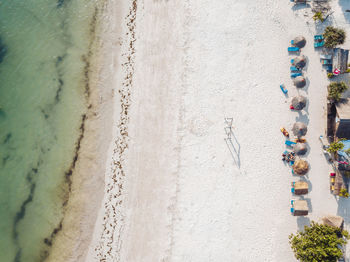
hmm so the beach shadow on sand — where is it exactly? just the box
[337,197,350,224]
[224,127,241,168]
[291,3,311,12]
[338,0,350,24]
[295,111,310,125]
[297,216,311,231]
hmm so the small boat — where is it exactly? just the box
[280,84,288,94]
[280,127,289,137]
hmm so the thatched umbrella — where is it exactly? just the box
[293,76,306,88]
[293,36,306,48]
[292,159,309,175]
[292,122,308,137]
[291,95,307,110]
[292,55,307,68]
[294,143,308,155]
[322,215,344,230]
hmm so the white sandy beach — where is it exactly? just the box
[50,0,350,261]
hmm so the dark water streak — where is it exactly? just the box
[8,2,100,262]
[13,164,40,262]
[0,37,7,64]
[9,4,72,262]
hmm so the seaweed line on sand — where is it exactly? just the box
[94,1,137,261]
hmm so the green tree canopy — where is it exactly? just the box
[327,140,344,153]
[324,26,346,48]
[289,222,349,262]
[328,82,348,102]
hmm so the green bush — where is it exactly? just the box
[327,141,344,153]
[327,82,348,102]
[339,188,349,198]
[313,12,324,22]
[289,221,349,262]
[327,72,334,79]
[324,26,346,48]
[346,69,350,73]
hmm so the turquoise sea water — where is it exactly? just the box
[0,1,97,261]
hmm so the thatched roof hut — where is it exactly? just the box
[292,55,307,68]
[322,215,344,230]
[294,143,308,155]
[293,159,309,175]
[292,200,309,216]
[293,36,306,48]
[293,76,306,88]
[293,181,308,195]
[292,122,308,137]
[291,95,307,110]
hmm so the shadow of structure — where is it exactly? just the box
[291,3,311,12]
[337,197,350,225]
[224,118,241,168]
[295,112,310,125]
[339,0,350,24]
[297,216,311,231]
[225,128,241,168]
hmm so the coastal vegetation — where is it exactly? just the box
[327,141,344,153]
[327,82,348,102]
[339,188,349,198]
[327,72,334,79]
[313,12,324,22]
[289,221,349,262]
[323,26,346,48]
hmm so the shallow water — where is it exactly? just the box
[0,1,97,261]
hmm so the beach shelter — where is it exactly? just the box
[322,215,344,230]
[332,48,349,74]
[292,55,307,68]
[335,99,350,139]
[292,122,308,137]
[293,36,306,48]
[293,76,306,88]
[294,143,308,155]
[292,200,309,216]
[291,95,307,110]
[292,159,309,175]
[293,181,309,195]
